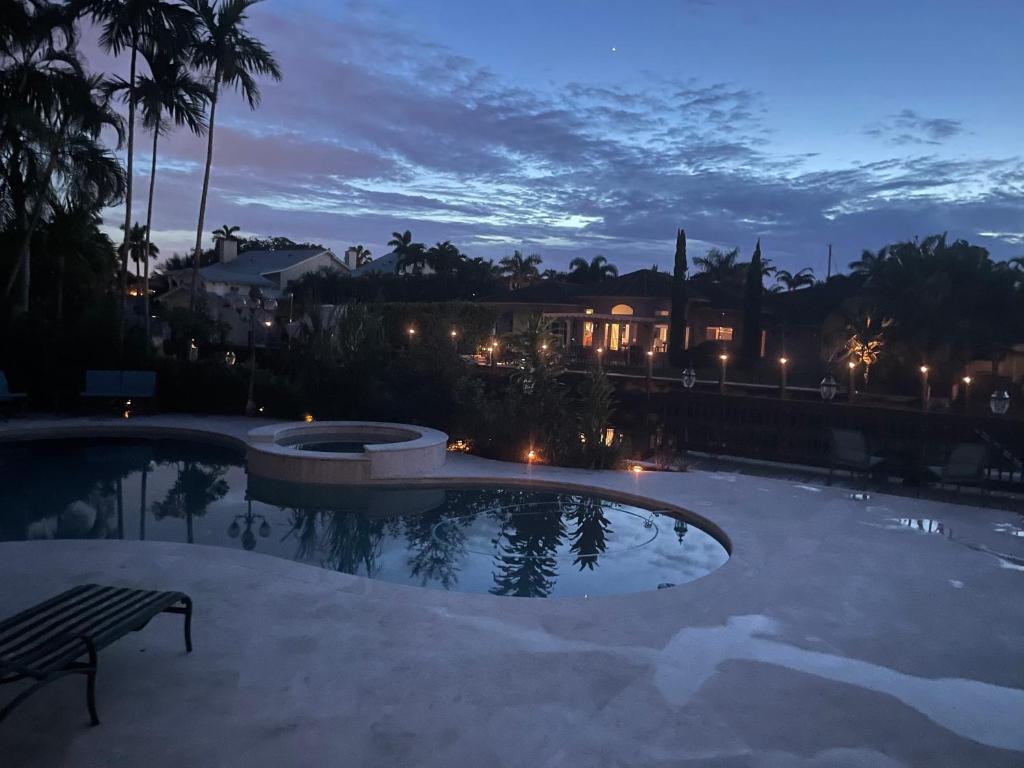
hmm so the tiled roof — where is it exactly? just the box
[198,248,342,284]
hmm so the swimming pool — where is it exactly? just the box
[0,437,728,598]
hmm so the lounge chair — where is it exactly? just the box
[0,584,192,726]
[827,428,884,485]
[935,442,989,494]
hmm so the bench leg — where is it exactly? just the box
[82,636,99,726]
[165,598,194,653]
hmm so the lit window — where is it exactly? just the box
[655,309,670,317]
[610,304,633,315]
[604,427,616,446]
[653,324,668,352]
[707,326,734,342]
[584,308,594,315]
[582,321,594,347]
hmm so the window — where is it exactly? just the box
[610,304,633,315]
[653,324,668,352]
[582,321,594,347]
[584,308,594,315]
[655,309,670,317]
[706,326,734,342]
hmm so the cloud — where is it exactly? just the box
[864,109,965,146]
[89,5,1022,274]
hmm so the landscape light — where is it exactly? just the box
[848,361,856,369]
[408,327,416,336]
[450,329,457,337]
[263,317,272,328]
[303,413,314,424]
[779,357,788,366]
[631,464,643,473]
[919,365,929,375]
[719,353,728,362]
[646,350,654,357]
[962,376,972,385]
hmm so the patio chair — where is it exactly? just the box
[0,371,26,409]
[0,584,192,726]
[827,428,883,485]
[935,442,990,495]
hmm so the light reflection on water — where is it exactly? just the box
[0,438,727,598]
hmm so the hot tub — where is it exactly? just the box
[247,421,448,484]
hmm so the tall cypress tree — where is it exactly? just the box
[741,238,764,366]
[669,228,689,367]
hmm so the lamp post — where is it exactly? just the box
[847,360,857,402]
[919,365,929,411]
[243,287,276,416]
[718,353,728,394]
[407,327,416,346]
[595,347,603,371]
[450,328,458,351]
[779,357,788,399]
[961,376,972,413]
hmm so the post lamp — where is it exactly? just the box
[242,287,276,416]
[224,351,236,367]
[990,390,1010,416]
[919,365,929,411]
[188,338,198,362]
[595,347,604,371]
[847,360,857,402]
[227,500,271,551]
[819,374,837,402]
[779,357,789,399]
[488,342,496,366]
[718,353,728,393]
[450,328,458,351]
[961,376,972,412]
[407,327,416,345]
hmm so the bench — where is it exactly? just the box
[81,370,157,399]
[0,371,26,406]
[0,584,193,725]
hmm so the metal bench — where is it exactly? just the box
[81,370,157,399]
[0,584,193,726]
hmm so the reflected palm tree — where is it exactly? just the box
[151,461,229,543]
[565,496,612,571]
[404,502,469,590]
[282,509,387,577]
[490,492,565,598]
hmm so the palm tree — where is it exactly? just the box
[425,240,462,277]
[121,221,157,276]
[774,267,815,291]
[2,69,125,312]
[212,223,238,241]
[498,250,542,290]
[349,244,371,266]
[187,0,281,312]
[90,0,195,334]
[134,44,207,338]
[567,254,618,283]
[692,247,741,282]
[848,248,888,284]
[388,229,427,274]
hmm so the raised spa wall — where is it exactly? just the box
[246,421,449,484]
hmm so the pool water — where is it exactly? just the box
[293,441,369,453]
[0,438,728,598]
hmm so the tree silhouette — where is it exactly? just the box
[565,496,611,570]
[490,494,565,598]
[669,227,688,366]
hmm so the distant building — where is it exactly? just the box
[160,238,349,346]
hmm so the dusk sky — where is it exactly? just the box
[88,0,1024,275]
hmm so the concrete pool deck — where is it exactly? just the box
[1,415,1022,767]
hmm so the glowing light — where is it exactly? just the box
[631,464,643,473]
[263,318,272,327]
[303,413,314,424]
[450,330,457,337]
[646,350,654,357]
[920,365,929,375]
[541,344,548,350]
[962,376,972,385]
[408,327,416,336]
[258,406,264,413]
[526,449,537,463]
[848,361,856,369]
[596,347,603,354]
[719,353,728,362]
[779,357,788,365]
[447,439,471,453]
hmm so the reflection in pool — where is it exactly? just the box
[0,438,728,598]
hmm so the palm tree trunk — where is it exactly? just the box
[189,78,219,313]
[118,43,139,348]
[143,125,159,343]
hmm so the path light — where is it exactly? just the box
[450,329,457,338]
[962,376,972,410]
[847,360,856,401]
[990,390,1010,416]
[631,464,643,473]
[718,352,728,393]
[779,357,789,398]
[681,366,697,389]
[819,374,837,401]
[303,413,314,424]
[526,448,537,464]
[919,365,930,410]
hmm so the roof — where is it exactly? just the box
[481,280,584,304]
[199,248,344,285]
[351,250,401,277]
[764,275,860,324]
[575,269,673,298]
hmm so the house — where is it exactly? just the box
[159,238,349,346]
[481,269,748,365]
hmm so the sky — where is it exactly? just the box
[87,0,1024,276]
